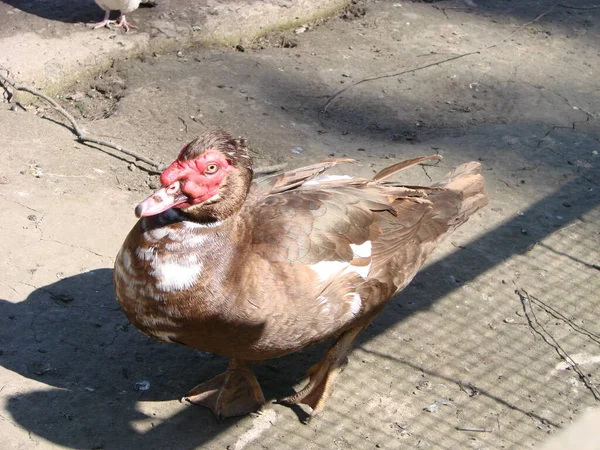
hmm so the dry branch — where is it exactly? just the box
[0,69,287,176]
[0,69,164,174]
[516,287,600,402]
[321,3,560,123]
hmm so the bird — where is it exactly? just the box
[93,0,157,32]
[114,130,487,419]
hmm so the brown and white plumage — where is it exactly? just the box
[114,130,487,418]
[93,0,156,31]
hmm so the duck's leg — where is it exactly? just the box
[281,325,364,415]
[93,11,116,29]
[183,359,265,419]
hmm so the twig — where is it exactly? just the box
[558,3,600,9]
[321,51,480,123]
[520,285,600,345]
[12,102,27,112]
[321,3,559,123]
[0,69,164,174]
[177,116,188,133]
[455,427,492,433]
[0,69,288,176]
[516,288,600,401]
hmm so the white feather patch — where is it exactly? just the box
[310,260,350,282]
[304,174,353,186]
[345,292,362,315]
[350,241,372,258]
[310,259,371,282]
[183,220,223,229]
[152,261,203,291]
[149,227,169,240]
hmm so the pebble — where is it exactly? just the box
[134,380,150,391]
[424,403,438,413]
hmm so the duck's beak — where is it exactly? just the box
[135,181,187,218]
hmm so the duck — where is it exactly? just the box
[114,129,487,418]
[93,0,157,32]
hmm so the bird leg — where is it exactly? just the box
[281,325,364,415]
[93,11,116,29]
[183,359,265,419]
[115,15,136,32]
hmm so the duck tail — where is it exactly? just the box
[433,161,488,221]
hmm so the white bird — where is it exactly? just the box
[94,0,157,32]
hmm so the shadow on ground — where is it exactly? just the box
[1,0,101,23]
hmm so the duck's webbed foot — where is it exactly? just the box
[281,326,363,416]
[93,11,116,29]
[183,359,265,419]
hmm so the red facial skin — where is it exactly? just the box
[161,152,233,207]
[134,151,233,218]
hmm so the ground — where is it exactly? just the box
[1,1,599,449]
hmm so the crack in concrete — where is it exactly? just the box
[39,238,110,259]
[7,198,42,214]
[0,281,19,295]
[421,164,432,182]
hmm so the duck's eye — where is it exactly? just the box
[205,164,219,174]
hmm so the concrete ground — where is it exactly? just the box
[1,0,599,449]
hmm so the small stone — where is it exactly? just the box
[424,403,438,413]
[134,380,150,391]
[27,362,55,376]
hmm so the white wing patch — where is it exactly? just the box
[310,240,372,282]
[309,260,371,282]
[304,174,353,186]
[345,292,362,315]
[350,241,372,259]
[310,260,349,282]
